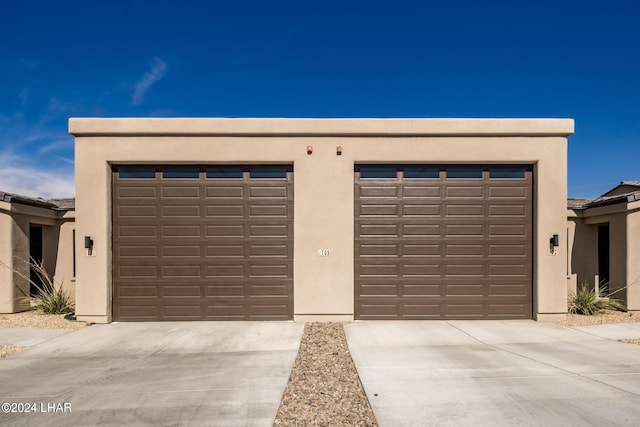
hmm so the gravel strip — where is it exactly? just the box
[557,310,640,327]
[274,322,378,427]
[0,310,87,330]
[0,345,27,359]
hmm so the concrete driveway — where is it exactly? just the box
[0,322,303,426]
[345,321,640,427]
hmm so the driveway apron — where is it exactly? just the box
[345,320,640,427]
[0,322,303,426]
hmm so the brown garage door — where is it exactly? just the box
[112,165,293,321]
[355,165,532,320]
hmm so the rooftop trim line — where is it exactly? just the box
[0,191,75,210]
[69,118,575,137]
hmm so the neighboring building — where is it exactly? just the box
[0,192,75,313]
[567,182,640,311]
[69,118,574,323]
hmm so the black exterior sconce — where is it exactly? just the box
[85,236,94,255]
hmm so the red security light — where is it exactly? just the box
[307,145,313,155]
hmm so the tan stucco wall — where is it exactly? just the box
[567,214,598,294]
[0,207,30,312]
[70,118,574,323]
[568,200,640,310]
[0,207,17,313]
[53,216,76,298]
[626,208,640,310]
[0,202,75,313]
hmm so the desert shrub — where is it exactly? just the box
[568,286,625,315]
[0,257,74,314]
[29,259,74,314]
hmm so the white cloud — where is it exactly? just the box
[131,57,168,106]
[37,138,73,154]
[0,152,74,198]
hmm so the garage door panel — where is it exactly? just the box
[402,224,440,237]
[118,205,158,218]
[489,243,528,256]
[117,285,159,297]
[118,265,158,279]
[488,186,527,198]
[359,204,400,217]
[489,282,529,296]
[205,304,245,319]
[358,283,399,296]
[162,224,201,237]
[206,244,245,257]
[445,263,484,277]
[359,224,400,237]
[488,224,527,237]
[206,265,245,278]
[160,205,201,217]
[358,302,399,317]
[247,303,292,320]
[162,286,202,297]
[162,186,201,199]
[249,263,290,277]
[445,224,484,237]
[249,244,289,257]
[117,305,160,320]
[402,204,440,217]
[358,244,399,257]
[488,204,527,217]
[445,244,484,257]
[488,264,528,277]
[402,263,441,277]
[249,186,288,198]
[402,284,442,296]
[113,166,293,321]
[355,165,532,320]
[446,186,483,198]
[403,244,441,257]
[117,225,158,238]
[359,264,400,277]
[403,186,441,198]
[402,305,442,318]
[118,245,158,258]
[162,244,201,258]
[487,304,529,317]
[445,204,483,217]
[207,224,244,237]
[117,186,157,199]
[358,186,399,198]
[249,224,290,237]
[163,306,203,320]
[445,283,485,296]
[206,186,244,198]
[205,205,245,217]
[161,265,202,278]
[248,283,290,296]
[249,204,289,217]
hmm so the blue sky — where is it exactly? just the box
[1,1,638,198]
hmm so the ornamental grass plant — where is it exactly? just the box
[568,286,625,315]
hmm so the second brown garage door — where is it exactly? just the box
[355,165,532,320]
[112,165,293,321]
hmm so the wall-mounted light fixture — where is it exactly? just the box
[336,145,343,156]
[85,236,94,255]
[306,145,313,155]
